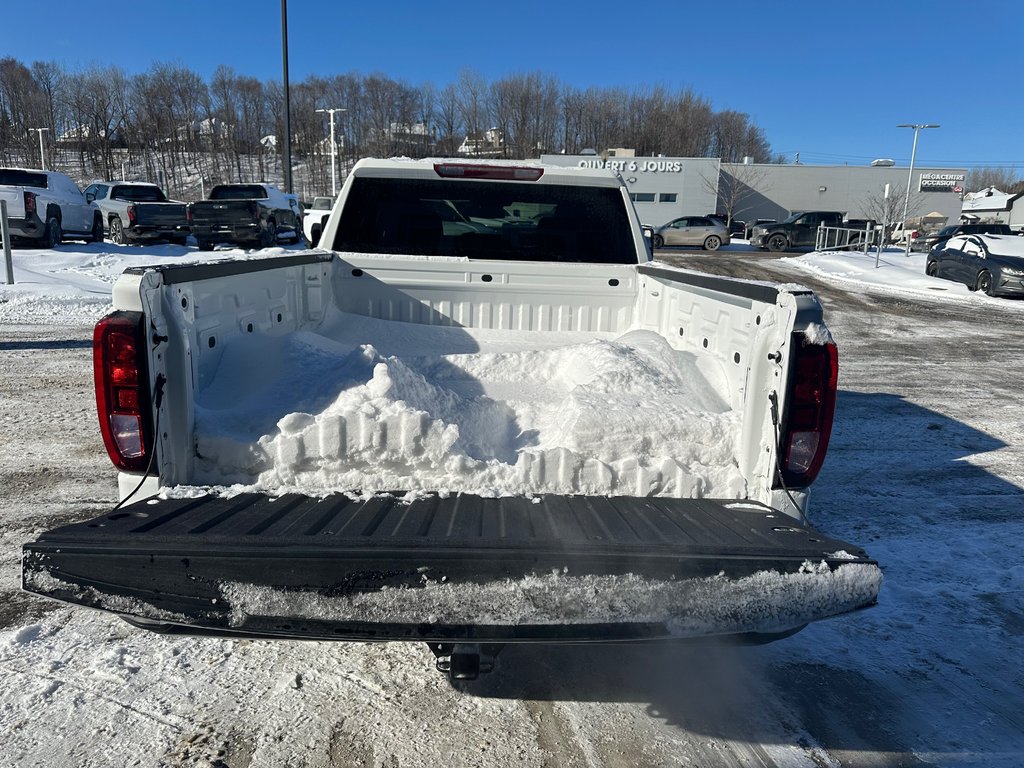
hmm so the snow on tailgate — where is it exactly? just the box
[220,561,883,635]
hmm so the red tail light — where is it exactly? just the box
[778,337,838,487]
[24,191,36,217]
[433,163,544,181]
[94,311,151,472]
[127,204,137,225]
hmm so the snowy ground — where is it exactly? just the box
[1,240,1023,766]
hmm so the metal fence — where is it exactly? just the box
[815,224,878,253]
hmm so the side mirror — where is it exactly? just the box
[86,193,95,203]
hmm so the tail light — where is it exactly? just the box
[778,337,838,487]
[24,191,37,217]
[94,311,151,472]
[127,204,137,225]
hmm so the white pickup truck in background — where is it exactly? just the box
[0,167,103,247]
[303,194,335,245]
[23,158,880,680]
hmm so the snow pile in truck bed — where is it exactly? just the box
[191,316,745,498]
[220,561,882,635]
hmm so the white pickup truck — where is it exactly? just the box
[0,167,103,247]
[23,159,880,679]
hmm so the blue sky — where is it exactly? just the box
[5,0,1019,171]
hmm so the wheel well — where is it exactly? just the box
[45,204,61,223]
[108,213,120,224]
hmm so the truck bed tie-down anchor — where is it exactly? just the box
[429,643,505,680]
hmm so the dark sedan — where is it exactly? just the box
[926,234,1024,297]
[919,222,1013,253]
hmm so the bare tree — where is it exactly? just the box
[709,162,772,227]
[965,166,1022,193]
[860,183,920,231]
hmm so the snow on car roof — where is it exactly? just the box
[977,234,1024,258]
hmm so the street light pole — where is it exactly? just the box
[281,0,293,193]
[29,128,49,170]
[316,107,346,196]
[897,123,939,255]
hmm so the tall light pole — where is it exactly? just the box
[29,128,49,170]
[316,107,346,195]
[281,0,293,193]
[897,123,939,254]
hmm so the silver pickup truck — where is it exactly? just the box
[84,181,190,246]
[23,159,880,680]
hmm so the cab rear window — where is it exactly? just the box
[333,176,635,264]
[0,170,48,188]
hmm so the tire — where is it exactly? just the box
[652,234,664,249]
[109,216,125,245]
[703,235,722,251]
[87,215,103,244]
[259,220,277,249]
[195,238,213,251]
[42,217,62,249]
[976,270,994,296]
[926,260,938,277]
[766,233,788,253]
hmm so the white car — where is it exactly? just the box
[303,195,335,246]
[0,167,102,247]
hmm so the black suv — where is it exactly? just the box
[917,223,1014,252]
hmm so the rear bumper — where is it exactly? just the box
[23,493,880,642]
[7,213,45,240]
[126,224,191,241]
[191,222,261,241]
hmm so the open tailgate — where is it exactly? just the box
[23,493,880,642]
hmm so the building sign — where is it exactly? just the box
[578,159,685,173]
[918,172,966,192]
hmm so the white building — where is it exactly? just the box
[961,187,1024,228]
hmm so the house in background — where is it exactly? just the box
[961,187,1024,229]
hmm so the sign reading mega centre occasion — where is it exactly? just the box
[577,159,684,173]
[919,172,966,191]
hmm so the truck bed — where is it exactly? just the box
[23,493,880,643]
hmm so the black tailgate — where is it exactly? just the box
[23,493,880,642]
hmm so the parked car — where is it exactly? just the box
[917,223,1014,253]
[925,234,1024,297]
[188,183,302,249]
[652,215,730,251]
[303,195,335,246]
[750,211,845,252]
[83,181,190,246]
[0,167,102,247]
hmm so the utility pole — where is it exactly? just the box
[897,123,939,256]
[316,107,346,196]
[29,128,49,170]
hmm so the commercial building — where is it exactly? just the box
[540,154,719,225]
[540,153,967,228]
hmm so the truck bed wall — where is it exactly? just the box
[130,252,816,508]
